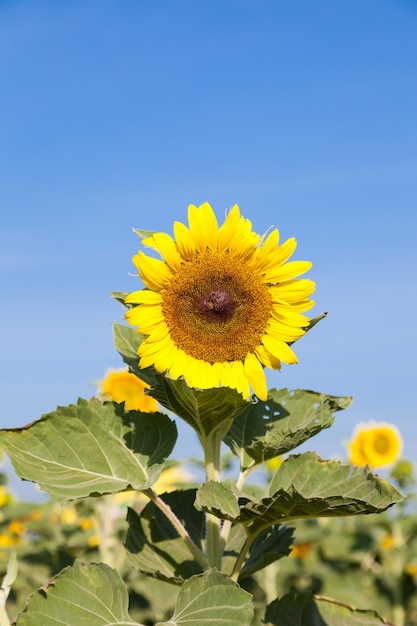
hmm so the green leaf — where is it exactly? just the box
[14,560,139,625]
[113,323,250,436]
[158,569,254,626]
[240,524,294,579]
[239,452,403,532]
[265,592,391,625]
[126,490,205,584]
[0,398,177,501]
[224,389,351,468]
[194,481,241,521]
[195,453,403,533]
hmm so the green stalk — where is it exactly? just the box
[201,418,234,570]
[143,489,209,570]
[201,428,223,569]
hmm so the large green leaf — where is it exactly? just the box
[196,453,403,533]
[0,398,177,501]
[157,569,254,626]
[126,490,205,584]
[14,560,139,625]
[113,323,250,436]
[240,452,403,532]
[224,388,351,468]
[265,592,391,625]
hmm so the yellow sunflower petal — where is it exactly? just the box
[125,304,164,329]
[167,348,188,380]
[188,202,219,252]
[255,344,282,370]
[133,252,173,291]
[270,304,311,327]
[173,220,196,260]
[266,319,306,343]
[218,204,260,257]
[262,333,298,365]
[244,352,267,400]
[264,260,313,283]
[269,280,316,303]
[226,360,251,399]
[125,290,163,305]
[145,232,182,272]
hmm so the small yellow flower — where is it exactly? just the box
[291,542,313,559]
[98,368,158,412]
[125,202,315,400]
[79,517,94,531]
[60,506,78,525]
[265,456,283,472]
[379,532,395,551]
[8,520,26,536]
[0,534,20,548]
[348,422,403,469]
[0,486,10,508]
[88,535,100,548]
[406,562,417,577]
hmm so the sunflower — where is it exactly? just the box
[348,422,403,469]
[125,202,315,401]
[97,368,158,412]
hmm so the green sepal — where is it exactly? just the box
[113,322,251,436]
[0,397,177,501]
[133,228,156,239]
[125,489,205,584]
[224,388,352,469]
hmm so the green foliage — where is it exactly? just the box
[265,592,392,625]
[0,321,407,625]
[0,398,177,501]
[224,388,351,468]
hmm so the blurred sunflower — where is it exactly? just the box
[348,422,403,468]
[125,202,315,400]
[97,368,158,412]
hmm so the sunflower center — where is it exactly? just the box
[161,251,272,363]
[197,287,237,322]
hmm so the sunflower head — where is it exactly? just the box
[125,202,315,401]
[97,368,158,412]
[348,422,403,469]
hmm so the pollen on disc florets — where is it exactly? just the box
[161,251,272,363]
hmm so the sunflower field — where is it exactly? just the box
[0,204,414,626]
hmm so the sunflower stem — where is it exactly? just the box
[202,426,227,569]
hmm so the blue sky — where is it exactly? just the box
[1,0,416,498]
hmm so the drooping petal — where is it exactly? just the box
[255,344,282,370]
[244,352,267,401]
[261,333,299,365]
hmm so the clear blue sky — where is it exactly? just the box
[1,0,416,498]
